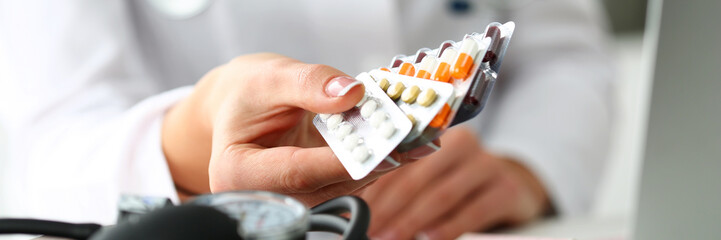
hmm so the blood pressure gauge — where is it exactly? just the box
[1,191,369,240]
[190,191,310,240]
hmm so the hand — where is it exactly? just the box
[361,127,550,240]
[162,53,410,205]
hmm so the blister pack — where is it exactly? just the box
[314,22,516,179]
[365,69,455,148]
[314,73,413,180]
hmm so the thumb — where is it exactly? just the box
[274,63,365,114]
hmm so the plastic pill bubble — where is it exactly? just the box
[326,114,344,129]
[399,62,416,77]
[343,134,360,150]
[352,145,370,163]
[386,82,405,100]
[369,111,387,128]
[452,38,480,79]
[401,85,421,103]
[335,123,353,139]
[319,114,331,120]
[360,100,378,118]
[417,88,438,107]
[379,121,396,138]
[378,78,390,91]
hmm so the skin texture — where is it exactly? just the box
[362,127,550,240]
[161,53,420,205]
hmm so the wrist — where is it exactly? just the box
[162,92,214,196]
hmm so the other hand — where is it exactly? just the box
[361,127,550,240]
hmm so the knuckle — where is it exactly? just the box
[281,167,315,193]
[279,150,320,193]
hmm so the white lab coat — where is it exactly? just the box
[0,0,612,224]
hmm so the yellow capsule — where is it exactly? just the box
[401,85,421,103]
[378,78,390,91]
[417,88,437,107]
[386,82,405,100]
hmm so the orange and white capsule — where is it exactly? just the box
[398,62,416,77]
[415,56,438,80]
[433,48,458,83]
[451,38,479,80]
[379,67,391,72]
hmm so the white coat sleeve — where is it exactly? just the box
[0,1,189,224]
[472,0,614,216]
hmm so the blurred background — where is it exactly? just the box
[505,0,650,238]
[0,0,649,239]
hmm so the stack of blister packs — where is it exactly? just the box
[314,22,516,179]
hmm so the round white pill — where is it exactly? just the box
[379,121,396,138]
[343,134,360,150]
[352,145,370,163]
[360,100,378,118]
[369,111,386,128]
[326,114,344,130]
[318,114,331,120]
[335,123,353,139]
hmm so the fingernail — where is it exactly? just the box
[372,156,401,172]
[325,76,362,97]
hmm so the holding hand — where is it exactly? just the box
[362,127,550,240]
[162,53,410,205]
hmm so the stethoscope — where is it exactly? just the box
[0,191,371,240]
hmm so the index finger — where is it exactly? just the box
[211,144,353,194]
